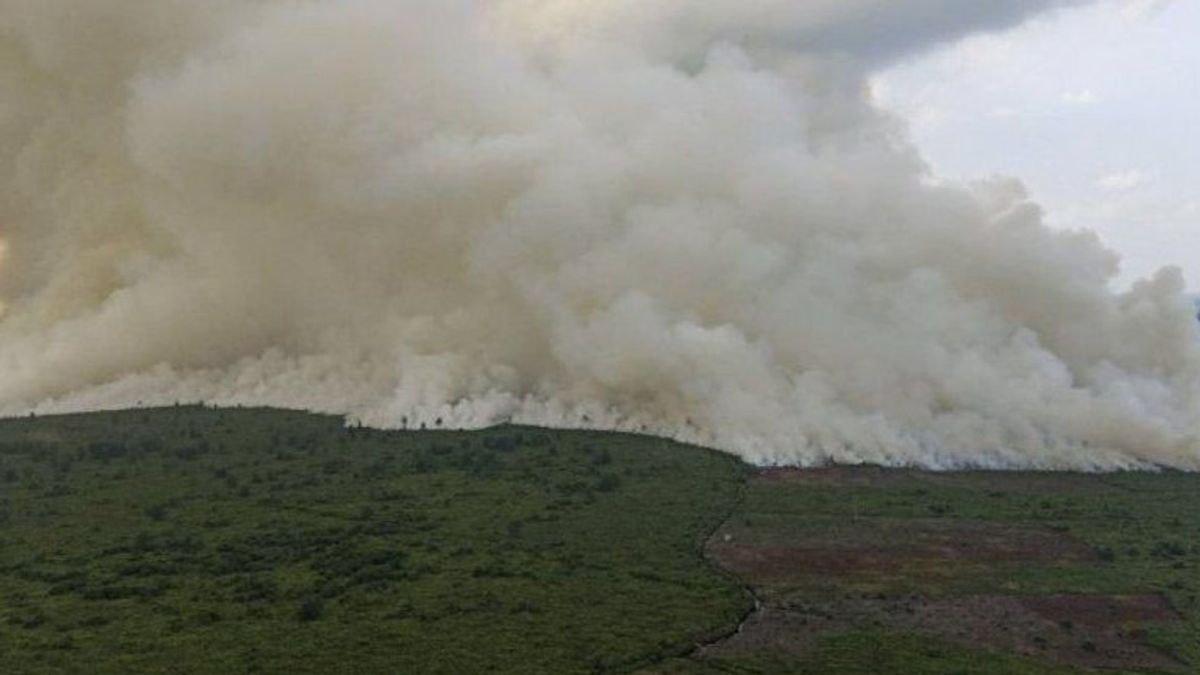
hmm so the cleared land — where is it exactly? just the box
[664,468,1200,674]
[2,409,1199,674]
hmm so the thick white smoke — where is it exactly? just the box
[0,0,1196,470]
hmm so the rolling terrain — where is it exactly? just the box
[1,408,1198,674]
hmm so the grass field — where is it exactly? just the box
[1,407,1198,674]
[0,407,748,674]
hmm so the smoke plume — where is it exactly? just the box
[0,0,1196,469]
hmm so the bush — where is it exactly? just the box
[297,598,324,622]
[86,441,128,462]
[1152,541,1186,559]
[596,474,622,493]
[927,503,952,516]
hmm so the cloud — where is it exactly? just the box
[499,0,1092,66]
[1061,89,1099,105]
[0,0,1196,470]
[1119,0,1174,21]
[1097,170,1152,191]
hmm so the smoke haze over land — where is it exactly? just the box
[0,0,1197,469]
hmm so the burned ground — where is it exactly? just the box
[708,518,1094,581]
[668,468,1200,674]
[3,409,1199,674]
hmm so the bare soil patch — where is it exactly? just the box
[1019,593,1179,626]
[756,467,1130,496]
[699,592,1184,672]
[707,519,1092,584]
[696,467,1188,673]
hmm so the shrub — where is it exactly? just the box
[1152,541,1186,559]
[86,441,127,462]
[927,503,952,516]
[596,474,622,493]
[297,598,324,622]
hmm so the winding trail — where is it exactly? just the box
[689,469,765,657]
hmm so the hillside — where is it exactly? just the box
[2,408,1199,674]
[0,407,748,674]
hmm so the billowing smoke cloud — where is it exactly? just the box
[0,0,1197,470]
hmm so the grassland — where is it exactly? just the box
[2,407,1199,674]
[0,407,749,674]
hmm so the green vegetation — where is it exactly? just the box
[3,409,1199,673]
[673,468,1200,674]
[0,407,748,674]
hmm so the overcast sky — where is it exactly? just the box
[873,0,1197,290]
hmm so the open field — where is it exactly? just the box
[665,468,1200,674]
[0,407,748,674]
[2,408,1199,673]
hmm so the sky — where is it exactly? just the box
[873,0,1198,290]
[1,0,1198,470]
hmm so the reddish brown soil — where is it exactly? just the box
[700,592,1184,672]
[1021,594,1180,628]
[696,467,1184,673]
[707,520,1092,584]
[756,467,1130,496]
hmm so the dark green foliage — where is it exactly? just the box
[296,598,324,623]
[596,473,622,493]
[9,408,1198,674]
[0,407,748,674]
